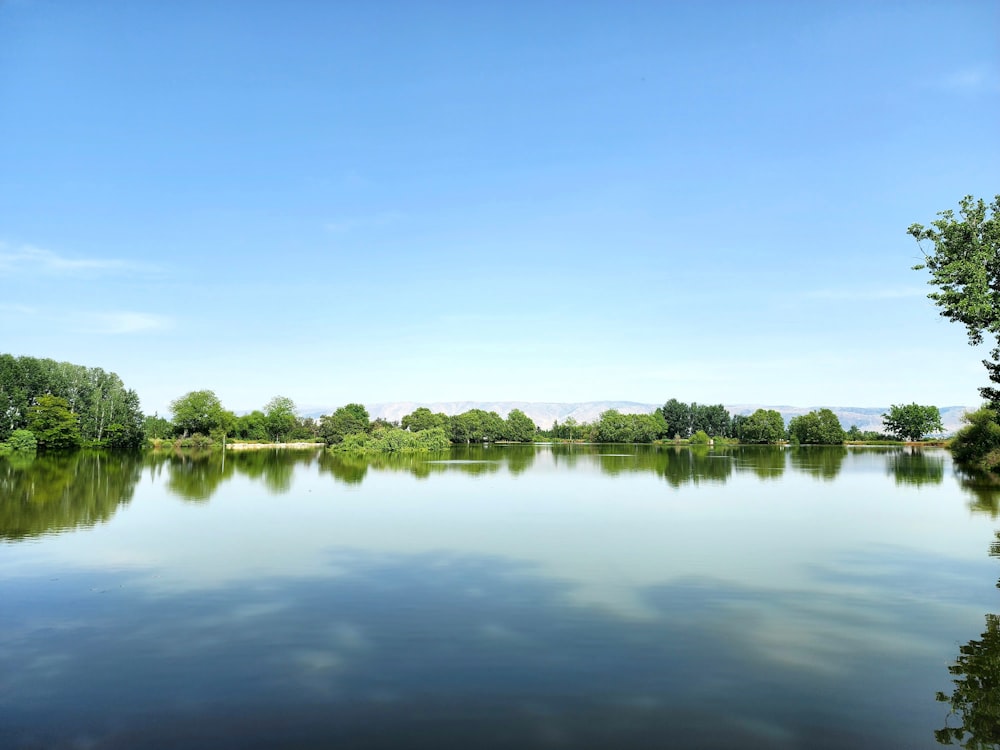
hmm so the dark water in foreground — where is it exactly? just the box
[1,445,998,749]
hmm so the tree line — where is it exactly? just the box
[0,353,948,456]
[0,354,145,452]
[148,393,542,451]
[547,401,943,445]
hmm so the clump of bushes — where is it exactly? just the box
[333,427,451,453]
[0,429,38,457]
[689,430,711,445]
[950,407,1000,474]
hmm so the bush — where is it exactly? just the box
[0,442,11,457]
[8,429,37,453]
[333,426,451,453]
[951,407,1000,473]
[690,430,711,445]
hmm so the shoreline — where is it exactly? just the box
[226,442,324,451]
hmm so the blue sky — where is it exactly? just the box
[1,0,997,417]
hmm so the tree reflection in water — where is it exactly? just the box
[888,448,945,487]
[0,451,143,539]
[936,530,1000,748]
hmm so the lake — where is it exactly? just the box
[1,445,998,749]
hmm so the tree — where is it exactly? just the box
[788,408,845,444]
[234,410,268,441]
[264,395,298,442]
[660,399,692,439]
[911,195,1000,407]
[319,403,370,444]
[735,409,786,444]
[170,390,226,437]
[950,407,1000,474]
[881,403,943,441]
[401,407,447,433]
[692,403,732,438]
[596,410,634,442]
[935,531,1000,748]
[503,409,537,442]
[27,394,81,451]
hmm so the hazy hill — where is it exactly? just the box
[304,401,972,434]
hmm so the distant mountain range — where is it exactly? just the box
[302,401,972,434]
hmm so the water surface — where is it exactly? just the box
[1,445,998,749]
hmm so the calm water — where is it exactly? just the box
[1,445,998,749]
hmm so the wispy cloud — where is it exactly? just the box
[932,66,1000,93]
[77,312,174,335]
[0,303,38,316]
[0,243,154,275]
[324,211,406,233]
[801,287,926,301]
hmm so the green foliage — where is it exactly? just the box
[548,416,592,441]
[143,413,173,440]
[660,399,693,439]
[332,426,451,453]
[911,195,1000,408]
[881,403,943,441]
[0,353,145,448]
[8,429,37,453]
[319,403,370,444]
[264,395,298,442]
[950,407,1000,474]
[734,409,786,443]
[0,442,10,457]
[593,410,663,443]
[690,430,711,445]
[788,408,845,444]
[234,410,268,441]
[659,399,733,439]
[27,395,81,452]
[170,390,226,437]
[448,409,505,443]
[503,409,537,442]
[401,407,448,433]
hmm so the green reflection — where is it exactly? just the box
[936,531,1000,748]
[151,448,324,500]
[0,451,143,540]
[732,446,787,480]
[958,469,1000,519]
[888,448,946,487]
[160,450,236,502]
[656,445,734,487]
[789,446,847,481]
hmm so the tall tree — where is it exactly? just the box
[881,403,943,441]
[789,408,845,444]
[27,395,81,451]
[401,407,447,433]
[911,195,1000,407]
[170,390,226,436]
[503,409,537,443]
[319,403,370,444]
[736,409,786,444]
[264,396,298,442]
[661,399,692,439]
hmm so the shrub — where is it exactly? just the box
[333,426,451,453]
[8,429,37,453]
[951,407,1000,473]
[690,430,711,445]
[0,443,11,457]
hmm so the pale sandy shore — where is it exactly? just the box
[226,442,324,451]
